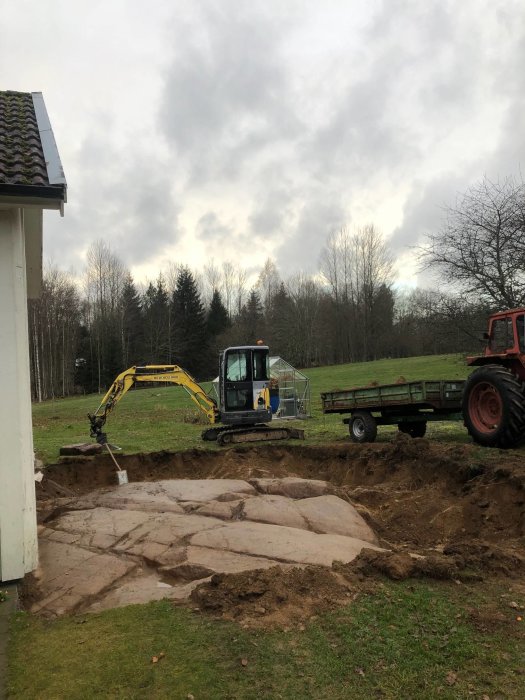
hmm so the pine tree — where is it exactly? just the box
[120,274,144,367]
[266,282,293,358]
[143,277,170,363]
[207,289,231,371]
[171,266,210,377]
[207,289,230,337]
[239,289,265,343]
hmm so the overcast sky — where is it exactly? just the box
[2,0,525,287]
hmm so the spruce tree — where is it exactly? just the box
[240,289,265,343]
[266,282,293,358]
[143,277,170,363]
[207,289,231,371]
[207,289,230,337]
[171,266,210,377]
[120,274,144,367]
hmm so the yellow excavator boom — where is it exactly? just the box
[88,365,219,443]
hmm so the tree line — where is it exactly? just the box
[28,175,525,400]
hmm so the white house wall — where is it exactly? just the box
[0,207,38,581]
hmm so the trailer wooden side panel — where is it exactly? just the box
[321,380,464,414]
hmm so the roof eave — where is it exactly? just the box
[0,185,66,213]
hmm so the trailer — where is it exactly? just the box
[321,380,465,443]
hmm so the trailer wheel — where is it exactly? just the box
[398,421,427,438]
[463,364,525,448]
[349,411,377,443]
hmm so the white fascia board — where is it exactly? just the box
[0,196,62,210]
[31,92,67,197]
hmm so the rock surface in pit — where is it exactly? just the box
[34,477,380,616]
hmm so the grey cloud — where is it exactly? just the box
[147,0,525,274]
[196,211,234,241]
[36,0,525,279]
[389,173,473,253]
[305,0,508,185]
[390,0,525,254]
[108,174,180,264]
[482,32,525,178]
[44,127,180,269]
[275,193,346,274]
[42,210,85,274]
[249,186,294,237]
[158,3,302,183]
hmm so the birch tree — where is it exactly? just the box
[421,175,525,307]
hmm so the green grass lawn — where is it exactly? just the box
[8,580,524,699]
[33,353,472,463]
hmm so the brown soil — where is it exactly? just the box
[190,565,366,629]
[35,434,525,625]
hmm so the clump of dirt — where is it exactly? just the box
[443,542,525,577]
[338,540,525,585]
[190,544,525,628]
[335,548,477,582]
[190,565,363,628]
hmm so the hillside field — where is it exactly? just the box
[32,353,473,463]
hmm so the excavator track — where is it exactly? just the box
[201,426,226,441]
[213,425,304,446]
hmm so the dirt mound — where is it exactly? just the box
[443,541,525,576]
[341,549,465,581]
[337,548,488,582]
[190,565,360,628]
[190,543,525,628]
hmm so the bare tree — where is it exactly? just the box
[256,258,281,310]
[353,224,394,359]
[319,227,354,303]
[164,260,181,296]
[286,273,324,367]
[319,224,394,361]
[235,268,248,316]
[85,240,127,390]
[393,287,491,357]
[420,175,525,307]
[221,261,235,318]
[85,240,125,315]
[28,266,81,400]
[203,259,222,304]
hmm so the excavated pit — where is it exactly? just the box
[31,435,525,625]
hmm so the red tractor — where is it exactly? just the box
[464,308,525,448]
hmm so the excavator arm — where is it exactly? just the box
[88,365,220,444]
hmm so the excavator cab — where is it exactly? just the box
[219,345,272,425]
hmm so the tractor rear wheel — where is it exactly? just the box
[349,411,377,443]
[398,421,427,438]
[463,364,525,448]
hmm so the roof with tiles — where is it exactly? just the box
[0,90,66,201]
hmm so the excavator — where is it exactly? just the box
[88,344,304,446]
